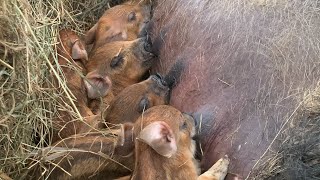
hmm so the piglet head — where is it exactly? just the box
[85,2,151,50]
[134,105,196,158]
[102,73,170,125]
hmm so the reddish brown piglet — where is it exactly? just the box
[100,60,184,125]
[51,29,101,143]
[85,1,151,51]
[121,105,229,180]
[27,123,136,180]
[102,73,170,126]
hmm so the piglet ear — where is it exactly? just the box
[84,71,112,99]
[103,26,126,43]
[137,121,177,158]
[85,23,98,45]
[117,123,134,146]
[115,123,135,156]
[72,40,88,63]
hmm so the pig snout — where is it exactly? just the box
[151,74,168,89]
[143,36,153,53]
[155,72,168,87]
[182,112,197,139]
[150,73,170,104]
[183,112,198,129]
[136,37,155,61]
[138,21,150,38]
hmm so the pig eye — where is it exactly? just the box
[180,121,188,130]
[110,55,124,68]
[128,12,136,22]
[138,97,151,113]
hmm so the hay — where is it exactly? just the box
[0,0,124,179]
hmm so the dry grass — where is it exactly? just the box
[0,0,124,179]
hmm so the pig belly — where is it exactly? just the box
[150,0,320,178]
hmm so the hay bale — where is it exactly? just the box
[0,0,123,178]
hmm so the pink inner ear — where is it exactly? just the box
[84,72,112,99]
[138,121,177,158]
[72,40,88,62]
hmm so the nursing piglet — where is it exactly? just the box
[123,105,230,180]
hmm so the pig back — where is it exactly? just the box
[150,0,320,178]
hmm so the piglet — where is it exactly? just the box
[102,73,169,126]
[85,1,151,51]
[51,29,104,143]
[27,123,135,180]
[124,105,229,180]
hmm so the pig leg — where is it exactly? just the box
[198,155,229,180]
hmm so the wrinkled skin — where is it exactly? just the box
[150,0,320,179]
[85,1,151,51]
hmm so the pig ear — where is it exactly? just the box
[117,123,134,146]
[72,40,88,62]
[105,27,127,42]
[137,121,177,158]
[84,71,112,99]
[85,23,97,45]
[115,123,135,156]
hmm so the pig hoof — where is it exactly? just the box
[198,155,230,180]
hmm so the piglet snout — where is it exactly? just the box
[143,36,153,53]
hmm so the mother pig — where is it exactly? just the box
[150,0,320,179]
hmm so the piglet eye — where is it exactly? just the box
[180,121,187,130]
[128,12,136,22]
[138,97,151,113]
[110,55,124,68]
